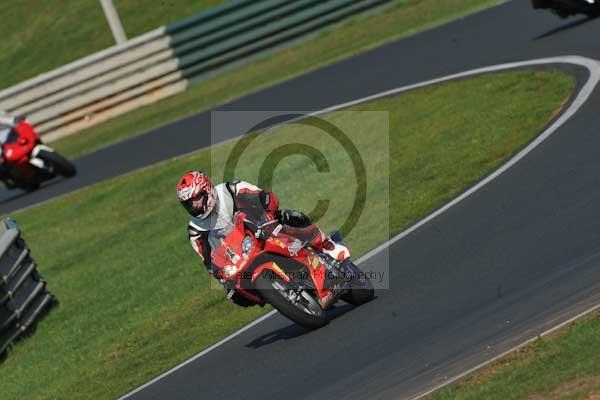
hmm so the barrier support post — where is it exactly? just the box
[100,0,127,45]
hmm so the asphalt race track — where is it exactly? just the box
[6,1,600,399]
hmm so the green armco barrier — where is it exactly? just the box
[180,0,391,80]
[0,219,57,358]
[166,0,259,34]
[175,0,358,66]
[172,0,320,53]
[168,0,289,46]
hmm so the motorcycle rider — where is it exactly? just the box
[0,110,37,188]
[0,112,20,129]
[176,170,350,307]
[0,112,27,185]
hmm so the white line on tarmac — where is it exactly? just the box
[117,55,600,399]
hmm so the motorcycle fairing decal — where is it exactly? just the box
[264,236,299,257]
[312,257,320,269]
[251,261,290,283]
[272,238,287,249]
[287,239,302,256]
[270,262,287,278]
[306,255,320,270]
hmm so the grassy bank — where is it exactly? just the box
[50,0,504,159]
[0,70,574,399]
[0,0,228,89]
[430,312,600,400]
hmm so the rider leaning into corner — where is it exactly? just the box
[176,171,351,307]
[0,112,35,179]
[0,112,19,128]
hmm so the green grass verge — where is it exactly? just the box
[0,70,574,400]
[50,0,504,159]
[0,0,227,90]
[430,313,600,400]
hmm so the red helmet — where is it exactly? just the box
[176,171,217,219]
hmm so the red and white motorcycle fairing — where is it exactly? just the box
[211,212,374,329]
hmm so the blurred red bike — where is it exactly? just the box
[212,211,374,329]
[0,119,75,191]
[531,0,600,17]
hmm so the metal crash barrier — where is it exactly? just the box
[0,0,391,141]
[0,218,57,357]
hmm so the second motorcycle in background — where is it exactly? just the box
[531,0,600,18]
[0,113,76,191]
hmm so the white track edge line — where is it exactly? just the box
[116,309,279,400]
[11,56,591,216]
[116,55,600,399]
[358,55,600,262]
[408,301,600,400]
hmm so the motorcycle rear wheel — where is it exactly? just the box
[255,274,328,330]
[340,261,375,306]
[585,7,600,17]
[37,150,76,178]
[22,182,41,192]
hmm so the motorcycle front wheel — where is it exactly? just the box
[255,274,328,330]
[37,150,76,178]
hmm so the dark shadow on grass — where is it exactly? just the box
[533,15,597,40]
[245,302,356,349]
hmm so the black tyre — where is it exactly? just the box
[1,178,16,190]
[585,6,600,17]
[255,274,328,330]
[530,0,550,9]
[37,150,76,178]
[22,182,40,192]
[340,261,375,306]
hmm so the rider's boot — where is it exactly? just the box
[303,227,352,292]
[279,224,351,290]
[308,229,351,261]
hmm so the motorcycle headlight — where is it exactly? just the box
[242,235,253,257]
[223,265,238,279]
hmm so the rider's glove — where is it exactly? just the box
[276,209,312,228]
[245,213,276,241]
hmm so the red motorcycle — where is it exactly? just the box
[212,212,374,329]
[0,120,76,191]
